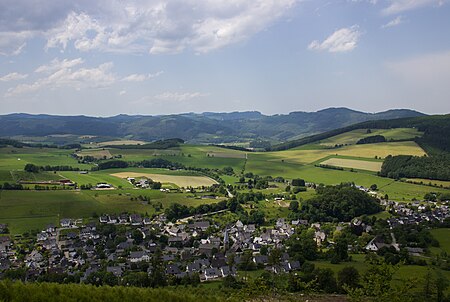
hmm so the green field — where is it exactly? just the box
[0,189,222,234]
[319,128,423,146]
[1,128,449,234]
[430,228,450,255]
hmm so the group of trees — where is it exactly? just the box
[138,158,184,170]
[380,155,450,181]
[97,160,129,170]
[293,184,382,222]
[105,138,184,150]
[24,163,80,173]
[164,200,229,221]
[356,135,386,144]
[0,182,24,190]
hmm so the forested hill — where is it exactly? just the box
[0,108,423,143]
[271,114,450,154]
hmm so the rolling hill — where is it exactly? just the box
[0,108,424,144]
[270,114,450,154]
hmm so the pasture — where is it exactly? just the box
[110,172,218,187]
[0,147,90,171]
[319,128,423,147]
[319,157,383,172]
[0,189,222,234]
[97,140,147,146]
[430,228,450,255]
[264,141,426,164]
[405,178,450,188]
[76,149,113,159]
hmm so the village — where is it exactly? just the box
[1,194,449,284]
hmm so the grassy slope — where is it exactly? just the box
[319,128,423,146]
[0,189,221,234]
[1,127,449,233]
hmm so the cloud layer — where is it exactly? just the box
[308,25,361,53]
[0,0,298,55]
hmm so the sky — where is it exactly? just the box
[0,0,449,116]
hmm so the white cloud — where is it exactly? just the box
[122,71,163,82]
[154,91,209,102]
[0,31,30,56]
[382,16,404,28]
[6,60,116,97]
[122,74,148,82]
[0,72,28,82]
[308,25,361,53]
[382,0,447,15]
[1,1,299,55]
[119,90,127,95]
[35,58,84,73]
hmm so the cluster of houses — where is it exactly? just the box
[1,194,449,283]
[383,200,450,228]
[0,215,311,282]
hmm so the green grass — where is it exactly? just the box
[0,147,92,170]
[319,128,423,146]
[0,189,222,234]
[430,228,450,256]
[107,144,246,172]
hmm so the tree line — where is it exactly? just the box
[380,155,450,181]
[292,184,382,222]
[24,163,81,173]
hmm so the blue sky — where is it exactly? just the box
[0,0,449,116]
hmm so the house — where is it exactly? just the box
[203,267,220,280]
[129,214,143,225]
[0,224,8,233]
[253,255,268,265]
[166,264,182,275]
[129,251,150,263]
[46,224,56,233]
[96,183,113,189]
[199,243,218,256]
[0,236,11,251]
[194,221,210,231]
[168,236,183,247]
[107,266,123,277]
[244,224,256,233]
[365,237,390,252]
[314,231,326,246]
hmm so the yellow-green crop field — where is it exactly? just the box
[0,127,449,234]
[110,172,218,187]
[320,158,383,172]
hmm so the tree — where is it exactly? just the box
[149,249,167,287]
[330,237,348,264]
[238,250,256,271]
[289,200,299,212]
[268,248,282,266]
[370,184,378,191]
[132,229,144,244]
[314,268,337,293]
[24,163,39,173]
[286,228,318,261]
[338,266,360,293]
[292,178,306,187]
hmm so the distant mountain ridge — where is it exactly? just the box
[0,108,425,143]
